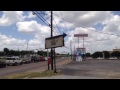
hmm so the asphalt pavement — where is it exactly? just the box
[0,57,70,78]
[33,59,120,79]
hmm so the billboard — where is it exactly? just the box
[74,34,88,37]
[45,35,64,49]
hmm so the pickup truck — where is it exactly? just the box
[6,56,23,66]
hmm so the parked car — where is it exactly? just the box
[0,57,7,68]
[0,61,6,68]
[96,57,104,60]
[22,57,31,64]
[38,56,45,61]
[44,57,51,61]
[31,56,39,62]
[45,57,48,61]
[109,57,117,60]
[6,56,23,66]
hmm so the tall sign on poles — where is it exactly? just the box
[45,33,67,73]
[74,34,88,59]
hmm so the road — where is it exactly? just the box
[0,57,70,78]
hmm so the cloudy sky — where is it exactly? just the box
[0,11,120,54]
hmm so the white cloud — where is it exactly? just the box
[54,11,112,27]
[1,11,119,54]
[16,20,50,35]
[0,11,26,26]
[0,33,27,51]
[29,39,41,45]
[16,20,51,49]
[65,26,120,54]
[103,14,120,35]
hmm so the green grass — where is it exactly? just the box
[1,70,62,79]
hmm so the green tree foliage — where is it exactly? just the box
[111,51,120,59]
[37,51,48,56]
[3,48,9,55]
[103,51,110,59]
[92,51,103,59]
[85,53,91,58]
[37,51,44,56]
[0,51,4,56]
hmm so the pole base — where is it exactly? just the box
[54,70,57,73]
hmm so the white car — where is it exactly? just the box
[97,57,104,60]
[109,57,117,60]
[45,57,48,61]
[6,56,23,66]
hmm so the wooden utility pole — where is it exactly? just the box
[70,40,72,60]
[51,11,53,70]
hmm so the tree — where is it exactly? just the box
[0,51,4,56]
[37,51,44,56]
[3,48,9,55]
[103,51,110,59]
[111,51,120,59]
[9,50,15,56]
[43,51,47,57]
[85,53,91,58]
[20,50,27,56]
[92,52,103,59]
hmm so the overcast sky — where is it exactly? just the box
[0,11,120,54]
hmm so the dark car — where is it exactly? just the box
[0,61,6,68]
[31,56,39,62]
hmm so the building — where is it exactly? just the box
[113,49,120,52]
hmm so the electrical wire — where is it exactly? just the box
[53,12,120,37]
[36,11,50,26]
[32,11,50,26]
[59,11,69,34]
[53,18,61,35]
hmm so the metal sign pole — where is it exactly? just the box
[78,37,79,48]
[83,37,84,59]
[54,48,57,73]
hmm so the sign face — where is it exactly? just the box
[74,34,88,37]
[45,36,64,49]
[77,48,86,54]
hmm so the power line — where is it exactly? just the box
[36,11,50,26]
[53,18,61,35]
[53,12,120,38]
[59,12,68,34]
[39,11,48,15]
[32,11,50,26]
[33,11,59,36]
[40,11,51,21]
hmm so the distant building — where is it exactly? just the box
[113,49,120,52]
[108,51,113,54]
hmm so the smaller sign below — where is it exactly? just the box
[77,48,86,54]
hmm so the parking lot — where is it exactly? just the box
[35,59,120,79]
[58,59,120,79]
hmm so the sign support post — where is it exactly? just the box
[45,33,67,73]
[54,48,57,73]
